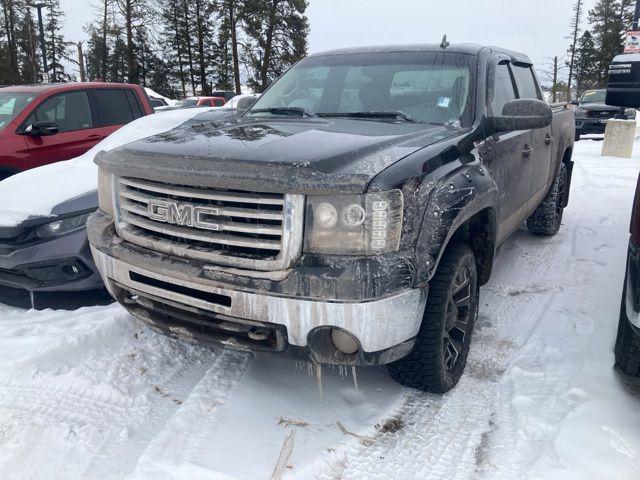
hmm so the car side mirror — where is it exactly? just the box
[24,120,60,136]
[486,99,553,135]
[570,99,579,106]
[236,96,258,114]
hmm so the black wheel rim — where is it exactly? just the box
[443,264,474,372]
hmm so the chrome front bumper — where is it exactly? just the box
[91,246,427,354]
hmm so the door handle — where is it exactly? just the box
[545,134,553,145]
[522,144,534,158]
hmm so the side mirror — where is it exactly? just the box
[24,121,60,136]
[570,99,579,106]
[236,96,258,114]
[486,99,552,135]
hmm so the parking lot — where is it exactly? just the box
[0,138,638,480]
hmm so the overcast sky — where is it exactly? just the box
[60,0,599,78]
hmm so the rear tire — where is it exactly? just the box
[527,163,567,236]
[387,243,479,393]
[615,288,640,376]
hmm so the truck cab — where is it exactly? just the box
[88,44,574,393]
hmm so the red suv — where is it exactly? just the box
[0,83,153,180]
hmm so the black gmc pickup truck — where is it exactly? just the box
[88,44,575,393]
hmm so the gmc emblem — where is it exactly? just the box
[147,199,221,231]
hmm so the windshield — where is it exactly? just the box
[580,90,606,104]
[0,93,37,129]
[247,51,475,126]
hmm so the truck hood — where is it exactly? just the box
[0,107,225,229]
[97,118,460,194]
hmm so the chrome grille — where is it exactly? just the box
[114,177,304,271]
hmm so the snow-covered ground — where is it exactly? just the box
[1,139,640,479]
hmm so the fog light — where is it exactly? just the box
[316,203,338,228]
[330,329,359,355]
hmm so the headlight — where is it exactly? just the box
[626,108,637,118]
[98,168,115,216]
[304,190,403,254]
[35,212,93,239]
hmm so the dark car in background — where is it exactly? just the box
[616,173,640,376]
[574,89,636,141]
[0,82,154,180]
[211,90,237,102]
[148,96,169,110]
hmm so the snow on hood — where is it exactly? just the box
[0,108,212,227]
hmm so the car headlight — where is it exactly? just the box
[304,190,403,254]
[98,168,115,216]
[626,108,637,118]
[35,212,93,239]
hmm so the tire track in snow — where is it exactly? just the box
[315,225,573,479]
[125,350,252,479]
[0,307,249,480]
[475,152,638,478]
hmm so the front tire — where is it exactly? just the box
[615,287,640,376]
[527,163,567,236]
[387,243,479,393]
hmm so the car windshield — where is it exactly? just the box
[580,90,606,104]
[0,92,37,129]
[247,51,475,126]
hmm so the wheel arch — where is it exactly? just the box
[414,165,499,287]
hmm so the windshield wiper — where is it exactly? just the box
[249,107,317,117]
[318,111,420,123]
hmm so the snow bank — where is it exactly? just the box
[0,108,212,227]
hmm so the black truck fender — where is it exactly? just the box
[413,162,499,288]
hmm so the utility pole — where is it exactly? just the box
[77,42,86,82]
[29,3,49,82]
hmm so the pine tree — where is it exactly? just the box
[241,0,309,92]
[213,11,235,91]
[588,0,634,85]
[109,27,128,82]
[574,30,599,94]
[1,0,20,83]
[15,6,40,83]
[44,0,71,82]
[566,0,583,99]
[159,0,188,96]
[85,26,108,81]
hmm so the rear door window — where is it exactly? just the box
[490,61,517,116]
[93,89,143,126]
[513,66,541,100]
[26,90,93,132]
